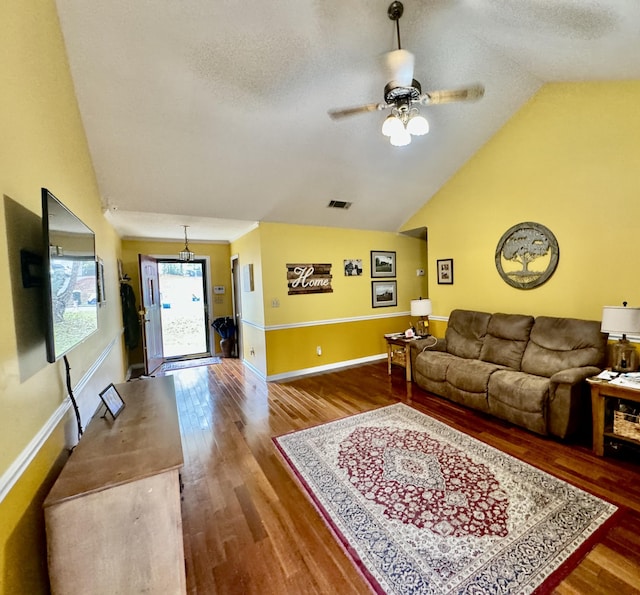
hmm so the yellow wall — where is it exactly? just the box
[120,239,233,364]
[230,227,267,375]
[403,81,640,324]
[1,1,126,592]
[3,4,638,589]
[233,222,428,377]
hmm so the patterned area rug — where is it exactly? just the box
[161,356,222,371]
[274,403,619,594]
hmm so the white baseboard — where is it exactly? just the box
[265,353,386,382]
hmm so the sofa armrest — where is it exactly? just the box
[409,336,444,374]
[549,366,601,386]
[547,366,601,439]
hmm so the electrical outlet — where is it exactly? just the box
[271,298,280,308]
[316,345,322,356]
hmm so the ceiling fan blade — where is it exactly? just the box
[328,103,389,120]
[419,84,485,106]
[383,49,415,87]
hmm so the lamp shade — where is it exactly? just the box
[601,306,640,335]
[411,298,432,317]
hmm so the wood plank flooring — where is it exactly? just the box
[161,359,640,594]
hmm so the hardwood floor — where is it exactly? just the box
[161,359,640,594]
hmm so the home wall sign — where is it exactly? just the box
[287,263,333,295]
[495,222,559,289]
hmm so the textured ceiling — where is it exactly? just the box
[54,0,640,242]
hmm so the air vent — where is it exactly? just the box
[328,200,352,210]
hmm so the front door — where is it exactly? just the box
[158,259,210,359]
[138,254,164,374]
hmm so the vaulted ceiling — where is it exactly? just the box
[54,0,640,242]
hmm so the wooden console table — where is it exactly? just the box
[588,377,640,456]
[44,375,186,594]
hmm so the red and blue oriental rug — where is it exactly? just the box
[273,403,618,594]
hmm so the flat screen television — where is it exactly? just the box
[42,188,98,363]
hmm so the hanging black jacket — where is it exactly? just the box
[120,282,140,350]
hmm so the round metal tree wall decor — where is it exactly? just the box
[495,222,559,289]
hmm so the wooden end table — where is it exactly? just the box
[588,377,640,456]
[385,335,417,382]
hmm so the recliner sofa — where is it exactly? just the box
[409,309,608,439]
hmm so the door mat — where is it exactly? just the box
[161,356,222,371]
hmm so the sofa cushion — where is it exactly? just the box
[488,370,549,434]
[488,370,549,413]
[414,351,457,382]
[446,359,502,394]
[445,309,491,359]
[479,313,534,370]
[521,316,607,378]
[412,371,450,401]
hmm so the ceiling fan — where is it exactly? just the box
[328,1,484,146]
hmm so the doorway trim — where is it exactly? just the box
[152,254,215,358]
[230,254,242,360]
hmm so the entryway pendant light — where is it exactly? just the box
[179,225,194,262]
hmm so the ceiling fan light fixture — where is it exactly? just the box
[390,128,411,147]
[382,114,403,137]
[327,1,484,146]
[407,113,429,136]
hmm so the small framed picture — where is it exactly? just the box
[437,258,454,285]
[96,257,106,305]
[343,259,363,276]
[372,280,397,308]
[99,383,125,419]
[243,263,254,292]
[371,250,396,278]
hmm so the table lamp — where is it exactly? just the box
[601,302,640,372]
[410,298,432,337]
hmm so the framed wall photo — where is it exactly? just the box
[371,250,396,278]
[96,257,106,304]
[343,259,363,276]
[372,280,397,308]
[99,383,125,419]
[242,263,254,292]
[437,258,454,285]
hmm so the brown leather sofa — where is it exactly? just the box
[409,309,608,439]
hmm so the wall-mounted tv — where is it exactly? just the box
[42,188,98,363]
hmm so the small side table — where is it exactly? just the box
[385,335,416,382]
[588,377,640,456]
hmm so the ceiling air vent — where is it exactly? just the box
[328,200,352,210]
